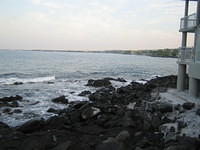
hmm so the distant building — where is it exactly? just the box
[177,0,200,97]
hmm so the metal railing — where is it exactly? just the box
[178,47,194,62]
[180,13,197,30]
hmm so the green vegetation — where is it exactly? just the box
[102,48,179,58]
[133,48,178,58]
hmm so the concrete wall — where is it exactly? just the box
[195,27,200,61]
[189,63,200,80]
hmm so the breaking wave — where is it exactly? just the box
[0,76,56,85]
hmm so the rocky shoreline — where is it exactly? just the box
[0,75,200,150]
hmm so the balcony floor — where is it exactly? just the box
[179,26,196,33]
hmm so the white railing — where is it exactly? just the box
[180,13,197,31]
[179,47,194,62]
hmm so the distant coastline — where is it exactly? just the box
[0,48,179,58]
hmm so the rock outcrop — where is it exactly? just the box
[0,75,199,150]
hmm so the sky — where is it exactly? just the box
[0,0,197,50]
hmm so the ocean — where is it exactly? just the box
[0,50,177,126]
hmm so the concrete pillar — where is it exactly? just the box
[184,0,189,17]
[197,0,200,26]
[189,77,199,97]
[182,0,189,48]
[177,64,187,91]
[177,0,189,92]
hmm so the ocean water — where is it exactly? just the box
[0,50,177,126]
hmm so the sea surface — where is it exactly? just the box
[0,50,177,126]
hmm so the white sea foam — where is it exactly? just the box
[110,80,132,88]
[0,76,55,85]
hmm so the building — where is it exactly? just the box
[177,0,200,97]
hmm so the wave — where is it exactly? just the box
[0,72,29,78]
[0,76,56,85]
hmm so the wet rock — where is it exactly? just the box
[13,109,22,114]
[135,147,143,150]
[96,138,121,150]
[104,77,127,82]
[81,106,101,120]
[86,78,112,87]
[182,102,195,110]
[47,108,60,114]
[78,91,91,96]
[89,87,115,104]
[13,82,23,85]
[115,78,127,82]
[47,81,54,84]
[122,111,135,127]
[10,101,19,107]
[2,108,12,114]
[0,95,22,102]
[52,96,68,104]
[146,75,177,89]
[51,141,71,150]
[160,123,178,143]
[0,122,9,128]
[115,130,130,142]
[0,95,22,108]
[175,104,185,113]
[96,130,130,150]
[177,121,187,130]
[30,101,40,105]
[69,101,89,109]
[127,102,136,110]
[196,108,200,116]
[152,102,173,113]
[171,136,198,150]
[164,146,177,150]
[17,119,46,133]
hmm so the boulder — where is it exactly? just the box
[0,95,22,108]
[13,82,23,85]
[115,130,130,142]
[52,96,68,104]
[96,138,121,150]
[182,102,195,110]
[89,87,114,104]
[104,77,127,82]
[17,119,45,133]
[96,130,130,150]
[51,141,71,150]
[47,108,60,114]
[2,108,12,114]
[78,91,91,96]
[196,108,200,116]
[69,101,89,109]
[0,122,9,128]
[152,102,173,113]
[13,109,22,114]
[0,95,22,102]
[86,78,112,87]
[146,75,177,89]
[81,106,101,120]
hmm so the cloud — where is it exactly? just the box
[0,0,197,50]
[31,0,42,5]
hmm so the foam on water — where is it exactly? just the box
[0,76,55,85]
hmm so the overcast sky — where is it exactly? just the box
[0,0,197,50]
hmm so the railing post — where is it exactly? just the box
[184,0,189,28]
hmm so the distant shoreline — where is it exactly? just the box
[0,48,179,58]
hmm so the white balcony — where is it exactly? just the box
[180,13,197,32]
[178,47,194,64]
